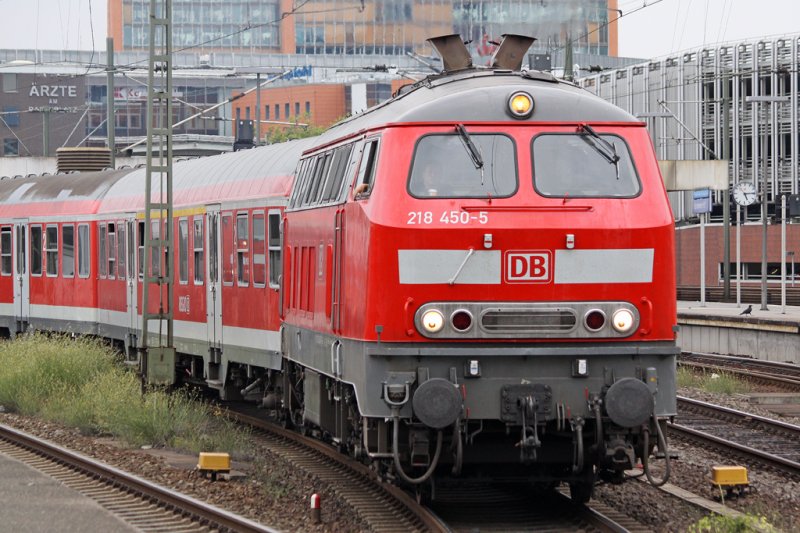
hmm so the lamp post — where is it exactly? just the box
[745,95,790,311]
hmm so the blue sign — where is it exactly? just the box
[692,188,712,215]
[285,66,312,80]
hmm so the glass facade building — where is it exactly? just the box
[109,0,618,57]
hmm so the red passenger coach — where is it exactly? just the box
[0,35,678,501]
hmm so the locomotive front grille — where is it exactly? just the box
[481,308,577,333]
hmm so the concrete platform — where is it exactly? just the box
[0,451,137,533]
[677,301,800,363]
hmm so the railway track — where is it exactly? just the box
[671,397,800,480]
[679,352,800,392]
[228,408,448,533]
[0,422,275,532]
[428,481,650,532]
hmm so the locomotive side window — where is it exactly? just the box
[30,226,43,276]
[117,223,126,280]
[532,134,640,198]
[78,224,90,278]
[236,213,250,286]
[178,218,189,284]
[323,144,354,203]
[408,134,517,198]
[267,210,281,288]
[1,227,11,275]
[253,212,266,287]
[193,217,204,284]
[62,225,74,278]
[355,139,379,196]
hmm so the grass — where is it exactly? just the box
[677,366,752,395]
[0,334,250,456]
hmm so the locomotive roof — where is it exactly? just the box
[311,69,639,148]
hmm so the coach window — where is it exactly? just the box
[62,225,75,278]
[107,223,117,279]
[98,224,107,277]
[354,138,379,197]
[150,220,160,277]
[236,213,250,286]
[268,210,281,288]
[137,221,145,280]
[1,227,11,275]
[253,212,266,287]
[193,217,204,284]
[78,224,90,278]
[409,133,517,198]
[221,214,234,285]
[30,225,43,276]
[178,218,189,284]
[118,223,127,279]
[531,133,640,198]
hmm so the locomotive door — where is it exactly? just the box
[205,205,222,354]
[12,219,29,332]
[125,216,138,359]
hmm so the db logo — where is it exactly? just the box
[505,251,552,283]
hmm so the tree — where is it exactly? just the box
[263,113,327,144]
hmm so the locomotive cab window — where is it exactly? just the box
[532,133,640,198]
[408,133,517,198]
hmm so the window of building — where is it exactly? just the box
[274,104,279,120]
[264,105,270,121]
[193,217,204,284]
[295,102,300,117]
[3,139,18,156]
[62,225,74,278]
[30,225,42,276]
[1,227,11,275]
[253,212,266,287]
[78,224,90,278]
[179,218,189,283]
[2,73,17,93]
[3,106,19,127]
[305,101,311,114]
[268,211,281,288]
[236,212,249,286]
[284,103,290,119]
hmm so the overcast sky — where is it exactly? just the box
[0,0,797,61]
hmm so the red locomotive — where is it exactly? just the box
[0,35,677,501]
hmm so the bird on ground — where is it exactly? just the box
[739,305,752,316]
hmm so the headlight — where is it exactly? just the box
[421,309,445,333]
[611,309,635,333]
[508,91,534,118]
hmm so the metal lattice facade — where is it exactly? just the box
[579,35,800,222]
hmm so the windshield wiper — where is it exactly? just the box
[578,124,620,179]
[456,124,484,169]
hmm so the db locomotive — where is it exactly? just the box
[0,35,677,501]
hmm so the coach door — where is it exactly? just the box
[125,216,138,358]
[206,205,222,354]
[12,219,29,331]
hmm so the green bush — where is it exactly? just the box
[689,512,776,532]
[0,334,250,456]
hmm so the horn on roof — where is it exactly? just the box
[491,34,537,71]
[427,34,473,72]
